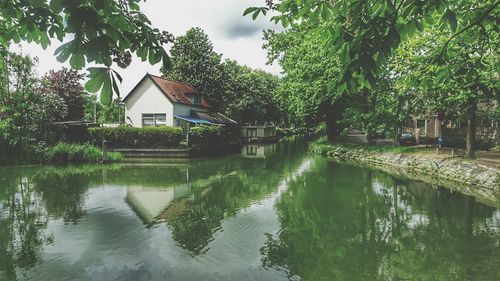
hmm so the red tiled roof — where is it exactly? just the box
[124,74,211,108]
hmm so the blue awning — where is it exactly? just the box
[174,115,217,125]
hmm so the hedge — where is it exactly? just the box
[88,126,183,148]
[419,136,496,150]
[188,125,238,146]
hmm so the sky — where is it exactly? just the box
[13,0,283,95]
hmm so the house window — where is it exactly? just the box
[246,146,257,155]
[416,119,426,136]
[193,94,201,105]
[247,128,257,137]
[142,114,167,127]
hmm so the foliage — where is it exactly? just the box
[39,68,86,121]
[88,126,183,148]
[258,1,498,155]
[263,23,341,128]
[45,143,122,164]
[162,27,224,109]
[188,125,238,147]
[221,60,281,124]
[83,95,124,123]
[247,0,499,95]
[106,151,124,162]
[161,28,282,124]
[0,50,67,164]
[0,0,174,104]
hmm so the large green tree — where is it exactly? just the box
[161,27,225,110]
[263,23,345,139]
[0,0,174,104]
[391,19,499,157]
[221,60,280,124]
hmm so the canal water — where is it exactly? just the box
[0,137,499,281]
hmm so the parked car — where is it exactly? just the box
[397,132,416,146]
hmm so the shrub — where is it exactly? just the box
[491,145,500,152]
[47,143,97,164]
[442,137,466,149]
[46,143,123,164]
[188,125,238,146]
[476,138,496,151]
[88,126,183,148]
[106,151,124,163]
[419,136,437,146]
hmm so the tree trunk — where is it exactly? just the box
[365,131,374,146]
[465,103,477,159]
[326,109,340,142]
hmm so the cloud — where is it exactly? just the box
[225,22,263,38]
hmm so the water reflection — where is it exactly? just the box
[0,136,498,281]
[261,160,500,281]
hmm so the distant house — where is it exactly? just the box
[240,125,277,143]
[123,74,236,130]
[405,115,499,144]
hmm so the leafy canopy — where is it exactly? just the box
[0,0,174,104]
[246,0,500,94]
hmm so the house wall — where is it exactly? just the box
[124,78,174,127]
[445,127,500,144]
[240,126,276,138]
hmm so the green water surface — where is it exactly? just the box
[0,137,498,281]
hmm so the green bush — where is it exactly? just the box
[88,126,183,148]
[419,136,437,146]
[476,138,496,151]
[106,151,124,162]
[188,125,238,146]
[491,145,500,152]
[442,137,466,149]
[46,143,123,164]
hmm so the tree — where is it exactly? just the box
[221,60,280,124]
[40,68,86,121]
[246,0,499,95]
[0,0,174,104]
[391,21,499,158]
[162,27,225,110]
[0,49,66,164]
[263,23,345,140]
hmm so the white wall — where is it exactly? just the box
[124,78,174,127]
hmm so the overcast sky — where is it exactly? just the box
[13,0,282,95]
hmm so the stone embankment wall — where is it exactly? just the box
[310,143,500,207]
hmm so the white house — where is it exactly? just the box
[123,74,236,129]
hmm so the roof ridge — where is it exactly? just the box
[147,74,195,88]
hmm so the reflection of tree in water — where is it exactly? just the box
[260,161,500,281]
[0,177,53,280]
[33,169,90,224]
[0,165,104,279]
[167,136,310,256]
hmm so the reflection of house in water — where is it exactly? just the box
[126,184,192,225]
[241,144,277,158]
[126,170,236,225]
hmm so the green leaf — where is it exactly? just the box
[85,67,108,93]
[70,53,85,70]
[49,0,63,13]
[243,7,259,16]
[252,10,261,20]
[100,77,112,105]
